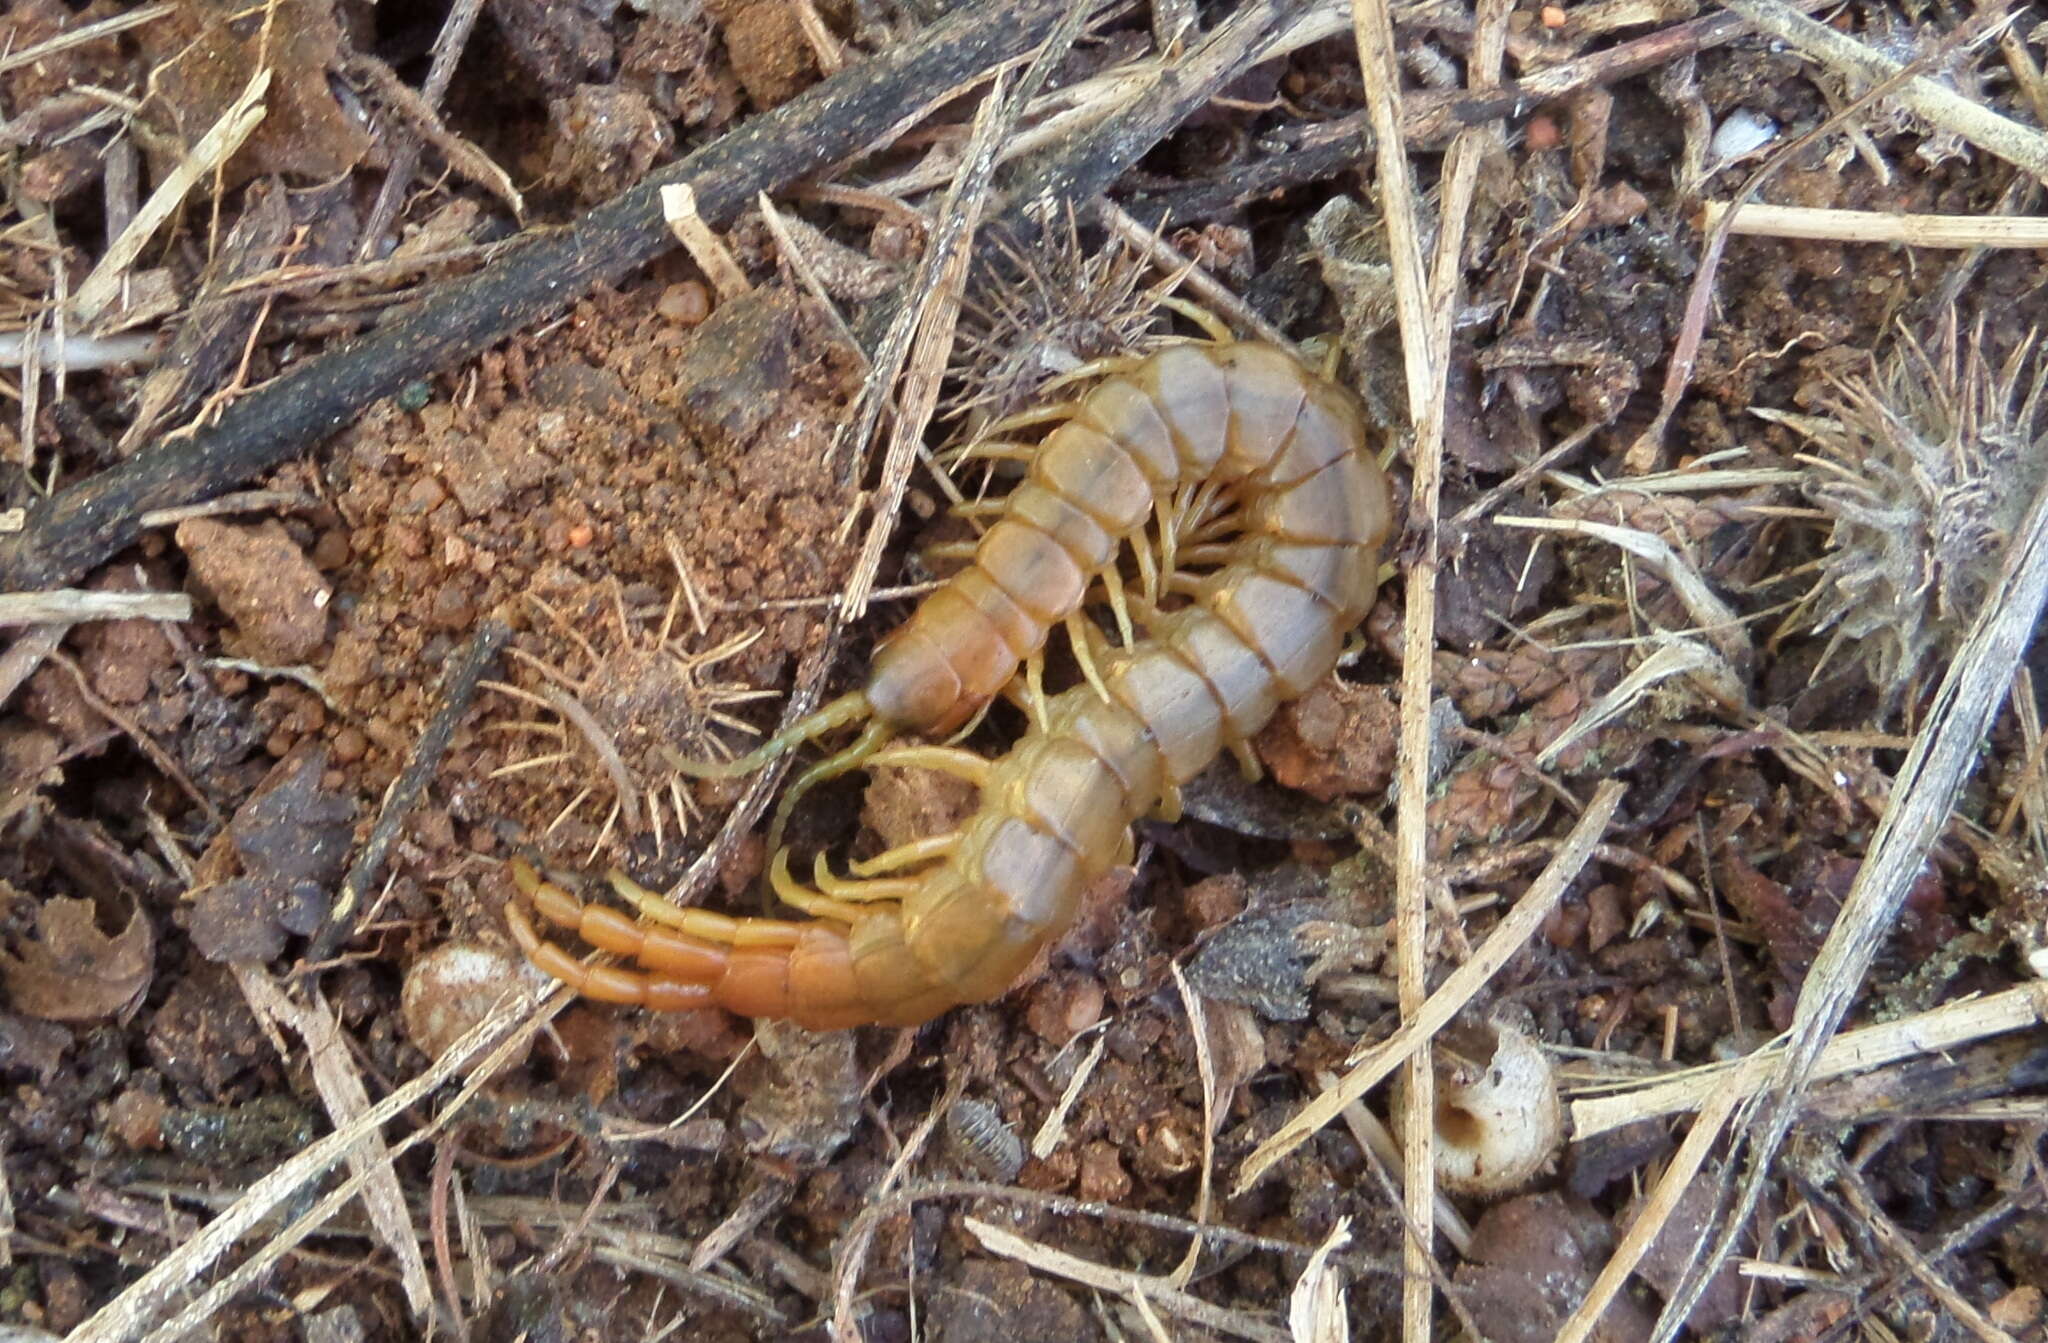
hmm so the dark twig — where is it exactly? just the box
[0,0,1088,593]
[311,618,509,961]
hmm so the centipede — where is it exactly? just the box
[504,328,1394,1029]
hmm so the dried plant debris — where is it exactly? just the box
[949,221,1168,431]
[1783,313,2048,695]
[0,883,153,1022]
[136,0,373,184]
[188,747,354,962]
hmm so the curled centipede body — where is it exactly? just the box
[505,337,1394,1028]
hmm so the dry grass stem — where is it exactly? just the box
[1572,983,2048,1137]
[1030,1026,1108,1159]
[1498,514,1750,668]
[1555,1083,1743,1343]
[1702,200,2048,247]
[232,966,434,1315]
[1236,779,1627,1192]
[71,69,272,326]
[1316,1070,1474,1254]
[0,588,191,626]
[966,1218,1293,1343]
[0,3,173,75]
[1348,0,1468,1326]
[135,489,317,529]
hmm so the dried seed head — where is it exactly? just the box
[1789,311,2048,696]
[484,540,778,863]
[948,216,1167,432]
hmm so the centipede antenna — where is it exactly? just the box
[760,717,898,897]
[667,691,874,780]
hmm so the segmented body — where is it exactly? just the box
[506,340,1393,1028]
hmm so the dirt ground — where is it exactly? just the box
[4,0,2048,1340]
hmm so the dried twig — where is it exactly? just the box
[71,70,271,326]
[66,981,563,1343]
[311,619,509,960]
[0,589,190,626]
[1702,200,2048,247]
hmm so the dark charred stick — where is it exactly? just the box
[982,0,1305,255]
[309,618,509,962]
[0,0,1083,593]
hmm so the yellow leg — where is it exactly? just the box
[1065,611,1113,705]
[1099,571,1136,649]
[1158,294,1235,344]
[1153,783,1184,824]
[924,541,980,564]
[851,832,958,876]
[1133,531,1162,608]
[766,850,871,923]
[942,698,995,746]
[944,439,1039,466]
[1040,354,1144,395]
[813,852,923,903]
[982,403,1078,437]
[867,744,993,786]
[1229,737,1263,782]
[604,867,802,944]
[1023,650,1051,734]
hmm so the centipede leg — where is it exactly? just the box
[1228,737,1264,782]
[812,852,923,903]
[1157,294,1235,344]
[766,849,879,922]
[850,832,958,876]
[943,439,1039,467]
[1023,650,1051,734]
[923,540,980,565]
[1098,572,1136,649]
[865,744,993,786]
[1154,783,1184,824]
[980,403,1079,438]
[1039,354,1144,395]
[763,718,897,885]
[1064,610,1113,705]
[1132,533,1162,608]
